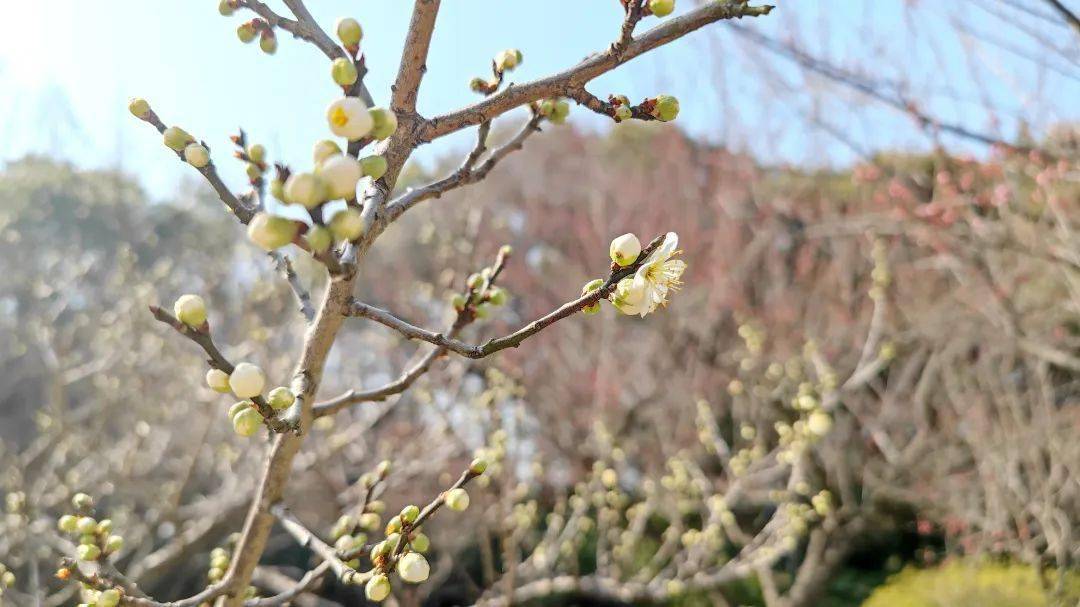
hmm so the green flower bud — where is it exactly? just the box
[358,512,381,531]
[79,533,97,545]
[206,369,231,393]
[399,505,420,524]
[336,18,363,47]
[368,108,398,140]
[334,534,360,552]
[247,143,266,164]
[267,387,295,411]
[370,540,390,560]
[313,139,343,164]
[365,574,391,601]
[385,532,401,549]
[228,401,252,421]
[305,226,333,254]
[183,143,210,168]
[469,457,488,475]
[546,99,570,124]
[0,571,13,589]
[329,208,364,242]
[284,172,327,209]
[247,212,299,251]
[207,567,224,582]
[450,293,467,311]
[259,31,277,54]
[368,500,386,514]
[98,588,121,607]
[614,105,632,122]
[270,178,285,201]
[466,273,483,289]
[469,77,487,93]
[218,0,235,16]
[237,22,257,44]
[128,98,151,119]
[397,552,430,583]
[648,0,675,17]
[376,460,392,477]
[487,287,508,306]
[609,233,641,266]
[59,515,79,533]
[582,279,604,294]
[385,516,402,535]
[174,293,207,327]
[494,48,522,72]
[538,99,555,117]
[807,411,832,437]
[411,533,430,553]
[445,488,470,512]
[163,126,194,151]
[97,519,113,534]
[209,549,230,568]
[229,363,266,399]
[360,155,387,180]
[651,95,679,121]
[232,407,263,437]
[105,535,124,552]
[72,492,93,510]
[77,544,101,562]
[583,302,601,315]
[331,57,359,87]
[474,304,490,320]
[316,154,363,200]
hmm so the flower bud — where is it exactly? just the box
[77,544,101,561]
[474,304,490,319]
[336,18,363,47]
[648,0,675,16]
[218,0,235,16]
[229,363,265,398]
[79,533,97,545]
[385,516,402,534]
[232,407,263,437]
[547,99,570,124]
[237,22,257,44]
[370,540,390,560]
[208,567,224,582]
[128,98,151,119]
[267,387,295,411]
[269,178,286,201]
[400,505,420,524]
[411,533,430,553]
[651,95,679,122]
[807,411,832,437]
[0,570,12,589]
[247,212,299,251]
[305,226,333,254]
[105,535,124,552]
[397,552,430,583]
[259,31,277,54]
[97,519,113,534]
[313,139,343,164]
[210,553,230,570]
[365,574,391,602]
[469,77,487,93]
[494,49,523,72]
[360,155,388,180]
[316,154,363,200]
[228,401,253,421]
[368,108,398,140]
[183,143,211,168]
[450,293,467,311]
[247,143,266,164]
[163,126,194,151]
[377,460,392,477]
[469,457,488,475]
[283,172,327,209]
[614,105,632,122]
[58,515,78,533]
[331,57,359,87]
[368,500,386,514]
[329,208,364,242]
[609,233,641,266]
[499,244,513,257]
[487,287,508,306]
[174,294,208,327]
[206,369,231,393]
[359,512,381,531]
[72,493,94,510]
[98,589,121,607]
[327,97,374,140]
[445,488,470,512]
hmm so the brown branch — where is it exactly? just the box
[393,0,442,113]
[421,1,772,141]
[1041,0,1080,36]
[346,235,666,359]
[271,505,373,586]
[246,562,333,607]
[613,0,647,57]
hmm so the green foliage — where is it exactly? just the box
[863,561,1080,607]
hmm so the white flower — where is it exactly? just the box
[611,232,685,317]
[326,97,374,140]
[397,552,430,583]
[229,363,265,398]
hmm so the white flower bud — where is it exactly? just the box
[267,387,295,411]
[609,233,641,266]
[397,552,430,583]
[651,95,680,121]
[98,589,121,607]
[105,535,124,552]
[469,457,488,475]
[229,363,265,398]
[232,407,263,437]
[174,294,207,327]
[313,139,343,164]
[283,172,327,210]
[365,574,391,601]
[58,515,78,533]
[247,212,299,251]
[316,155,363,200]
[229,401,253,421]
[807,411,832,437]
[247,143,266,164]
[184,143,210,168]
[163,126,194,151]
[494,49,523,72]
[77,544,101,561]
[72,493,94,510]
[326,97,373,140]
[400,505,420,524]
[445,488,470,512]
[206,369,231,393]
[306,226,333,254]
[410,533,430,553]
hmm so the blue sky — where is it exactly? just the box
[0,1,1076,199]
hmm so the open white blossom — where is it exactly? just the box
[611,232,685,317]
[326,97,374,140]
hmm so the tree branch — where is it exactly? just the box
[270,252,315,322]
[271,505,373,586]
[421,1,772,141]
[393,0,442,114]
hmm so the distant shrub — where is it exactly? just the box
[863,561,1080,607]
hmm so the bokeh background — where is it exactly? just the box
[1,1,1078,606]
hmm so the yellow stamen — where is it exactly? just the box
[330,106,349,127]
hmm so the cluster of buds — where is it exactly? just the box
[231,12,277,55]
[160,123,212,169]
[230,130,267,187]
[609,94,634,122]
[469,48,523,96]
[538,98,571,125]
[450,245,513,320]
[56,494,124,564]
[204,539,258,598]
[0,562,14,598]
